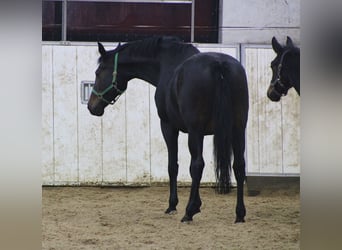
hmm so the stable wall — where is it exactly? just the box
[219,0,300,44]
[42,43,300,186]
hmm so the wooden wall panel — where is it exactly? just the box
[126,79,151,183]
[245,48,260,173]
[244,46,300,175]
[42,45,54,185]
[149,86,169,182]
[52,46,78,183]
[257,48,283,173]
[76,46,103,184]
[102,95,127,184]
[282,88,300,173]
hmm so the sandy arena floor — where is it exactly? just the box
[42,185,300,249]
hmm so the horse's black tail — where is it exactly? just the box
[212,61,233,194]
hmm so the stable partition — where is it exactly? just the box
[42,42,299,186]
[242,45,300,176]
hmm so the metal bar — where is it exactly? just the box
[190,0,195,42]
[62,0,67,41]
[55,0,191,3]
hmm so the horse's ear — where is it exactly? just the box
[271,37,283,54]
[286,36,294,47]
[98,42,106,55]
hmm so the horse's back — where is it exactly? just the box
[166,52,248,134]
[179,52,247,90]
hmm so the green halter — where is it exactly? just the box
[92,53,124,105]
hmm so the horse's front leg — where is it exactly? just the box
[181,133,204,222]
[161,121,179,214]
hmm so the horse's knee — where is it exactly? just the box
[190,158,204,179]
[168,163,179,178]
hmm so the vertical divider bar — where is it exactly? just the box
[191,0,195,42]
[52,47,56,185]
[76,47,79,184]
[62,0,67,41]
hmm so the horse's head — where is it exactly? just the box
[267,36,299,102]
[88,42,128,116]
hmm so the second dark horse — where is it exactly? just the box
[267,36,300,101]
[88,36,249,223]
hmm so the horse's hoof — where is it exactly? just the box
[234,217,245,223]
[166,210,177,215]
[181,214,193,223]
[165,208,177,215]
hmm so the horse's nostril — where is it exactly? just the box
[88,102,104,116]
[267,86,281,102]
[87,103,92,112]
[87,103,95,114]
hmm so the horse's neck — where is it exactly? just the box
[126,47,199,87]
[292,74,300,95]
[128,63,161,87]
[290,53,300,95]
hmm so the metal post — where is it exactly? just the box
[62,0,67,41]
[191,0,195,42]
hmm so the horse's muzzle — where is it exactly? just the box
[267,86,281,102]
[87,103,104,116]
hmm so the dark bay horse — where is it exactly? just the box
[88,36,249,223]
[267,36,300,101]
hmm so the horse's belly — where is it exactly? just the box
[166,107,188,133]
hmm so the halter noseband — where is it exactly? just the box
[92,53,125,105]
[271,49,291,96]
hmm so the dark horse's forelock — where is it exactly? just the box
[283,45,300,56]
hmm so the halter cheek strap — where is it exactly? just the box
[92,53,125,105]
[272,50,290,88]
[270,49,291,96]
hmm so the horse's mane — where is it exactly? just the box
[101,36,196,62]
[122,36,175,57]
[98,36,198,64]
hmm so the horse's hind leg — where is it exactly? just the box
[161,121,179,214]
[181,132,204,222]
[232,127,247,223]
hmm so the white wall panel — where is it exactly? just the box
[102,96,127,184]
[150,86,169,182]
[76,46,103,184]
[42,46,54,185]
[220,0,300,44]
[243,46,300,175]
[126,79,151,183]
[245,48,260,173]
[257,49,283,173]
[282,88,300,173]
[53,46,78,183]
[177,132,191,182]
[222,0,299,28]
